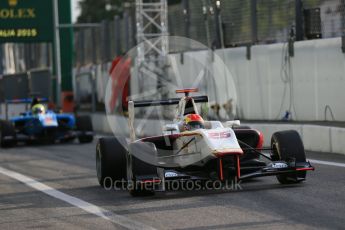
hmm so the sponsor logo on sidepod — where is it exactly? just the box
[165,172,178,178]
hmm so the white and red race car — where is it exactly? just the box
[96,89,314,196]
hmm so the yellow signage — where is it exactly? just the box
[0,28,37,38]
[8,0,18,7]
[0,8,36,19]
[0,0,53,42]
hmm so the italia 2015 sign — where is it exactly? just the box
[0,0,53,42]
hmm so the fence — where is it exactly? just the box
[0,69,52,103]
[0,0,344,72]
[0,43,51,75]
[73,0,345,66]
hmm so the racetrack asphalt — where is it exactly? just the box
[0,138,344,230]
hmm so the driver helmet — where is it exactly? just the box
[32,104,45,115]
[183,114,205,131]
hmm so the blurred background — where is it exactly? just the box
[2,0,343,70]
[0,0,345,122]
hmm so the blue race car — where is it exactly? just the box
[0,98,93,147]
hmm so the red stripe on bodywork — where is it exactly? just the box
[236,155,241,179]
[176,88,198,94]
[140,179,161,184]
[215,150,243,157]
[219,158,224,181]
[296,167,315,171]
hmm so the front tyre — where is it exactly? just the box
[96,137,127,188]
[271,130,307,184]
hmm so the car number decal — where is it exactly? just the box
[208,131,231,139]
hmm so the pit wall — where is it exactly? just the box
[216,37,345,121]
[85,37,345,122]
[128,37,345,121]
[246,123,345,155]
[84,37,345,155]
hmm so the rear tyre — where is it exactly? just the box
[0,120,16,148]
[76,116,93,143]
[96,137,127,188]
[271,130,307,184]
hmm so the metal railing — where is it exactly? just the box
[73,0,345,65]
[1,0,344,73]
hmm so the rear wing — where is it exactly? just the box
[5,98,49,104]
[4,97,49,120]
[132,96,208,107]
[128,96,208,141]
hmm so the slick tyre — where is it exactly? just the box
[96,137,127,188]
[271,130,307,184]
[0,120,16,148]
[76,116,93,143]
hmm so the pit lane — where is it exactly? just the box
[0,138,344,230]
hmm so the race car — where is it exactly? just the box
[96,88,314,196]
[0,98,93,147]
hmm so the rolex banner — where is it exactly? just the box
[0,0,54,42]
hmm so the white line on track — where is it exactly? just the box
[0,166,156,230]
[308,159,345,168]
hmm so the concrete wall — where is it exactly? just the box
[221,38,345,121]
[124,37,345,121]
[73,37,345,122]
[246,123,345,156]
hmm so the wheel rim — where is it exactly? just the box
[96,144,102,182]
